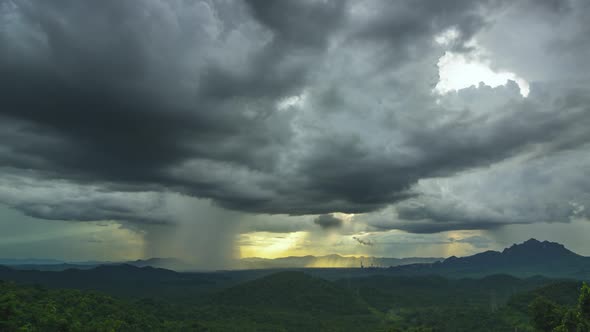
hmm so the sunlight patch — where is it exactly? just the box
[238,231,309,259]
[435,49,530,97]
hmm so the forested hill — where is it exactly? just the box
[1,271,588,331]
[0,264,227,299]
[0,280,202,331]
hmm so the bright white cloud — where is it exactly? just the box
[435,50,530,97]
[434,27,460,45]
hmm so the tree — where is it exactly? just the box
[553,309,580,332]
[579,283,590,322]
[541,282,590,332]
[575,283,590,332]
[529,296,562,332]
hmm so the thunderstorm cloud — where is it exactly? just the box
[1,0,590,261]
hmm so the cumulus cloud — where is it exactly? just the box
[391,145,590,233]
[0,0,589,245]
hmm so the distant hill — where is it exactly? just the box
[0,258,65,265]
[0,257,193,272]
[0,264,180,284]
[125,257,193,271]
[0,264,224,298]
[444,238,580,266]
[389,238,590,279]
[237,254,442,269]
[1,262,108,271]
[3,255,442,271]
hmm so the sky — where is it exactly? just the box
[1,0,590,269]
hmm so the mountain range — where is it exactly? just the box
[237,254,442,269]
[388,238,590,279]
[0,255,442,271]
[1,238,588,332]
[1,239,589,279]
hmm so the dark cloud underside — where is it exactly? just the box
[0,0,589,234]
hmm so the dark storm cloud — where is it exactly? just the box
[0,0,307,179]
[0,1,299,192]
[381,220,509,234]
[313,214,343,229]
[16,195,169,225]
[362,205,514,233]
[0,174,172,224]
[351,0,494,55]
[0,0,589,234]
[244,0,348,49]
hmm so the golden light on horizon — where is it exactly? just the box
[441,231,472,258]
[238,231,311,259]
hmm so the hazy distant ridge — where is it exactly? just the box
[237,254,442,269]
[1,239,586,274]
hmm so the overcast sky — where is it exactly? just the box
[1,0,589,268]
